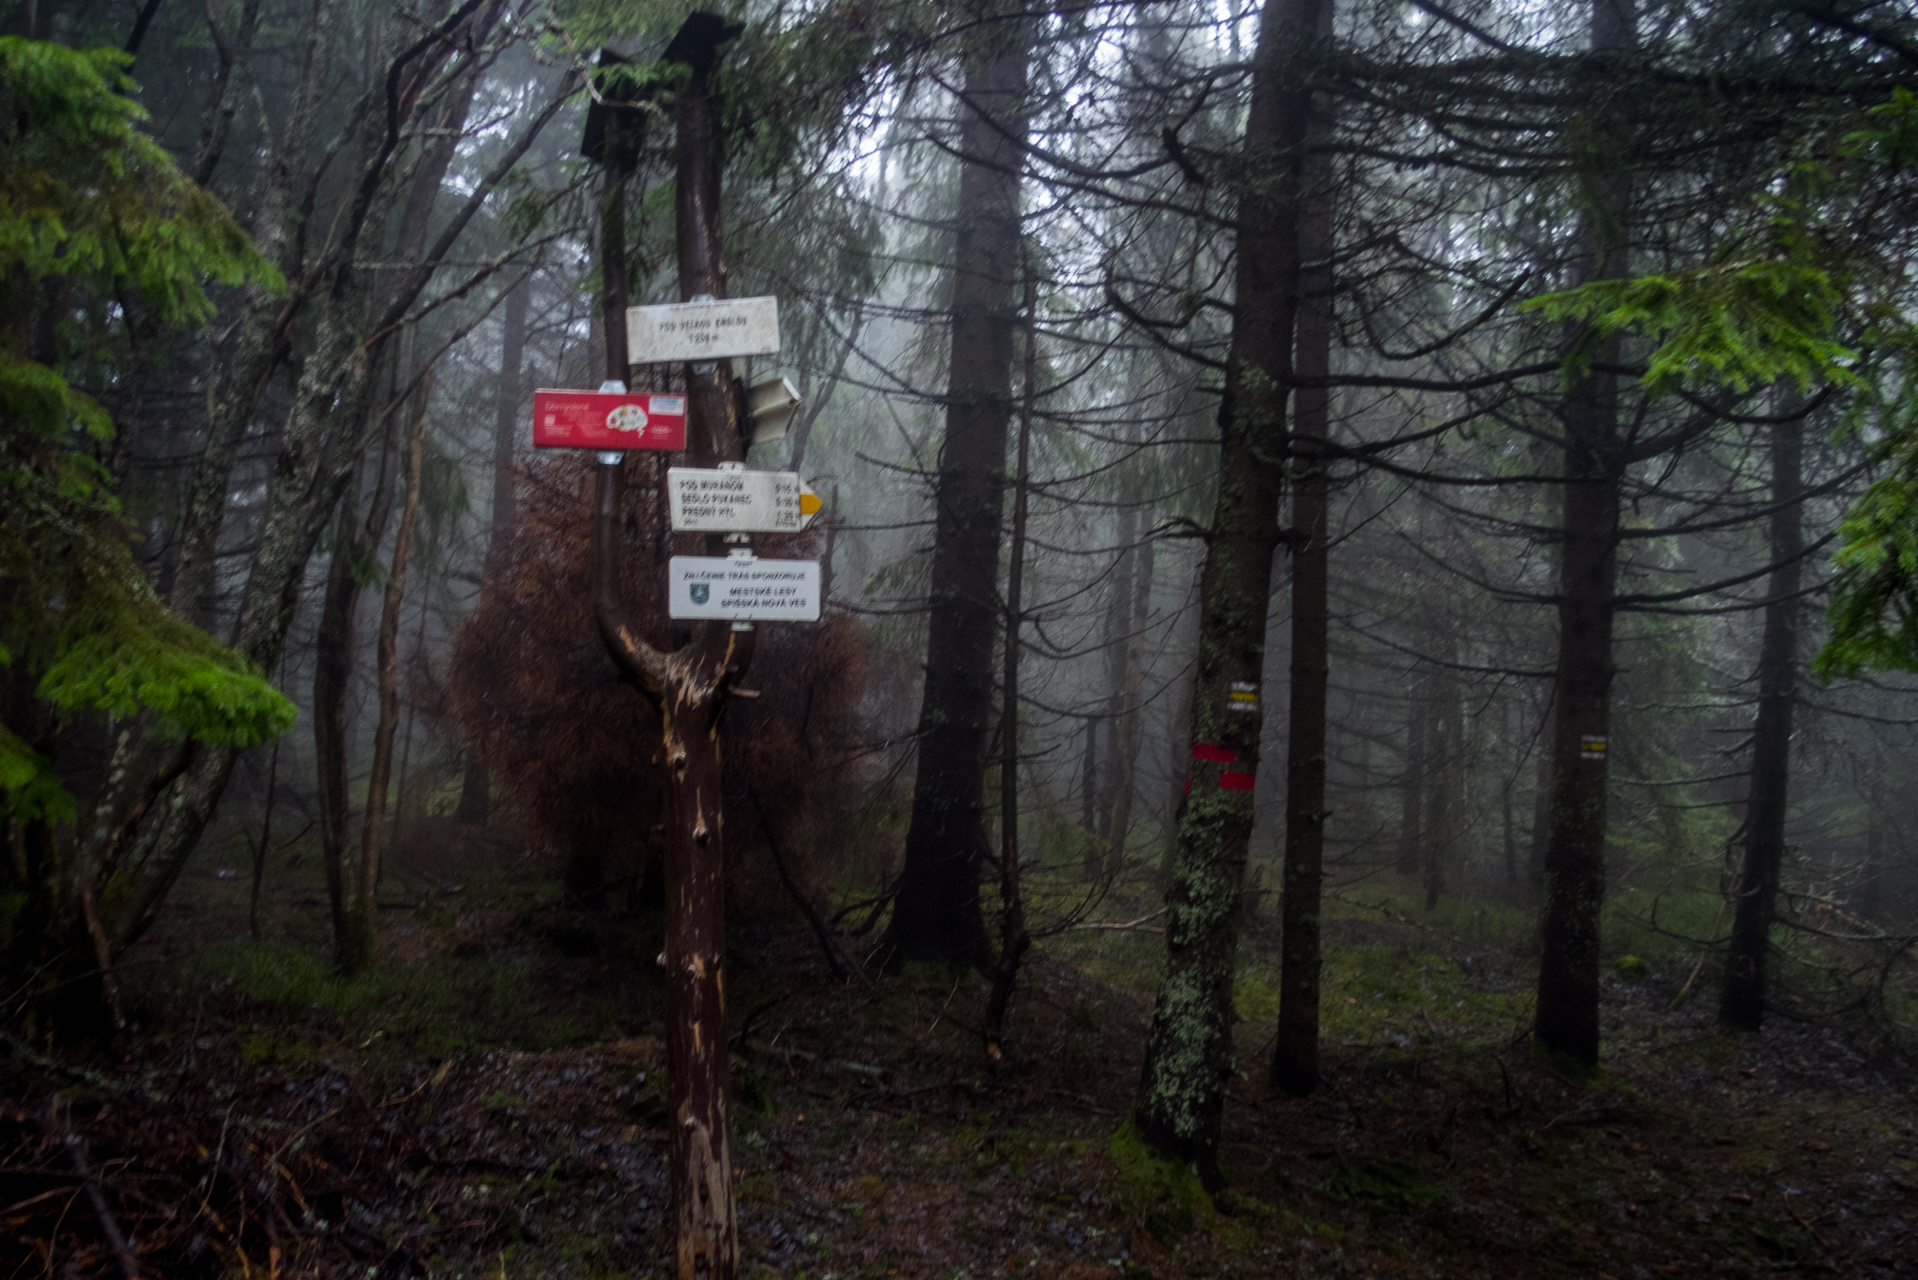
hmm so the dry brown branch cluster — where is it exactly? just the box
[444,453,866,913]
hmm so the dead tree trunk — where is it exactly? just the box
[1719,410,1804,1031]
[587,19,751,1278]
[883,15,1032,969]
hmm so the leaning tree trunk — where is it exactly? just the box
[1719,410,1803,1031]
[90,1,554,957]
[1132,0,1315,1186]
[1534,0,1634,1068]
[883,14,1032,970]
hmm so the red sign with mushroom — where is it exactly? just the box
[531,389,687,451]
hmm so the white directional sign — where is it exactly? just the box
[667,465,823,533]
[669,554,820,621]
[627,296,780,364]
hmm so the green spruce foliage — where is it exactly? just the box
[1526,89,1918,676]
[0,37,291,823]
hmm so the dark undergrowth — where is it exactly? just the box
[3,836,1916,1278]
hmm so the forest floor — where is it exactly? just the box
[3,827,1916,1279]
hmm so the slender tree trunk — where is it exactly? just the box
[1529,703,1552,888]
[457,279,530,827]
[1535,0,1634,1067]
[884,16,1032,970]
[249,733,280,940]
[1082,718,1098,832]
[391,562,433,845]
[1720,412,1803,1031]
[345,387,428,975]
[1860,756,1885,920]
[315,432,396,967]
[1426,660,1458,911]
[1096,509,1138,852]
[1158,657,1195,886]
[1132,0,1315,1185]
[1105,527,1156,874]
[1398,680,1426,876]
[985,265,1038,1069]
[1273,40,1333,1091]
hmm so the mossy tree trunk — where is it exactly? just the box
[1132,0,1317,1185]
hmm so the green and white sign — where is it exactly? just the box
[668,553,820,621]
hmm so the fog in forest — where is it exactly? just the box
[3,0,1916,1274]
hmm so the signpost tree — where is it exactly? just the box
[578,14,757,1277]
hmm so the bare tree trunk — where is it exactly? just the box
[1092,511,1137,878]
[456,279,530,827]
[1426,658,1459,911]
[1535,0,1634,1067]
[1132,0,1316,1186]
[1398,680,1426,876]
[344,386,428,975]
[985,265,1038,1069]
[1105,526,1155,874]
[248,731,280,940]
[315,429,397,967]
[1081,718,1098,832]
[1720,410,1804,1031]
[1529,701,1552,888]
[884,15,1032,970]
[1273,37,1333,1091]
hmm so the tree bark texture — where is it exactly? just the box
[1273,28,1333,1092]
[1719,412,1803,1031]
[884,18,1032,970]
[1132,0,1315,1183]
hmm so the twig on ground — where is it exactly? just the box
[49,1102,140,1279]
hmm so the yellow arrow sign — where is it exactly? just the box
[798,489,823,517]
